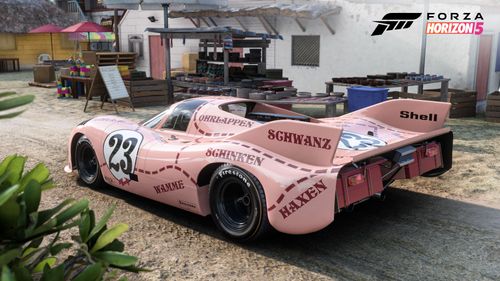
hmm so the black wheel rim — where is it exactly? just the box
[77,143,98,184]
[215,177,257,236]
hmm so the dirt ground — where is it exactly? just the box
[1,71,499,281]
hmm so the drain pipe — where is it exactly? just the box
[418,0,429,94]
[162,3,173,105]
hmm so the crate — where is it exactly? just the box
[486,92,500,123]
[398,89,476,118]
[123,79,167,107]
[33,64,55,83]
[95,52,137,70]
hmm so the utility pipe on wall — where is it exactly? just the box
[162,3,173,105]
[418,0,429,94]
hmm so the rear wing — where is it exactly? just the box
[229,120,342,167]
[347,99,451,133]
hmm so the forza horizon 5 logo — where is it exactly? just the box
[371,13,422,36]
[372,12,484,36]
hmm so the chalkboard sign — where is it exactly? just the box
[99,65,130,100]
[84,66,134,114]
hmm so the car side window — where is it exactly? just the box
[222,103,248,117]
[162,100,206,131]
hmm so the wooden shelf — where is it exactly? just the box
[83,52,138,70]
[197,59,262,65]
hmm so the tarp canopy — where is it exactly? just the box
[68,32,116,42]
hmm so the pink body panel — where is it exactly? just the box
[66,97,451,235]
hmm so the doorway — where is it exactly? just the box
[476,34,493,101]
[149,35,165,80]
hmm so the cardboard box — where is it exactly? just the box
[182,53,198,72]
[82,51,97,65]
[33,64,55,83]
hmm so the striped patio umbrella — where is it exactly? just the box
[62,22,113,50]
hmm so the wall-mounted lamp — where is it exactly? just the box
[148,16,157,23]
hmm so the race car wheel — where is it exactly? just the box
[75,136,104,188]
[209,164,270,241]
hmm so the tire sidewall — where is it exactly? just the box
[76,136,102,186]
[209,165,266,240]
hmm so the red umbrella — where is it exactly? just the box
[61,21,112,48]
[29,24,63,60]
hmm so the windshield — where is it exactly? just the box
[141,106,172,128]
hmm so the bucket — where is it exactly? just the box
[347,86,388,112]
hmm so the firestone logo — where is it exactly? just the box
[372,12,484,36]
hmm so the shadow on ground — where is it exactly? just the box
[80,181,500,281]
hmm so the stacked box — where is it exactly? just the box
[486,92,500,123]
[427,88,476,118]
[123,79,167,107]
[182,53,199,73]
[398,89,476,118]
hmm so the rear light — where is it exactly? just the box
[425,145,439,157]
[347,173,365,186]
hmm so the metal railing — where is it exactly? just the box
[66,0,88,21]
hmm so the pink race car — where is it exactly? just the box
[66,97,453,241]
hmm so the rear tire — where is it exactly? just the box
[209,164,270,241]
[75,136,104,188]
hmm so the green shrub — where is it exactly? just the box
[0,155,145,280]
[0,93,145,280]
[0,92,34,119]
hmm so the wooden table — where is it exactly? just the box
[176,93,347,117]
[60,75,93,99]
[263,96,348,117]
[0,58,20,72]
[326,78,451,102]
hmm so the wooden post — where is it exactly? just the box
[114,9,120,52]
[223,49,229,85]
[162,3,173,105]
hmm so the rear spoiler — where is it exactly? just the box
[348,99,451,133]
[229,120,342,167]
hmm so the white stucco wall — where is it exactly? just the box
[117,0,500,95]
[118,9,199,76]
[272,1,483,94]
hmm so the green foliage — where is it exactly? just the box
[0,91,35,119]
[0,155,146,280]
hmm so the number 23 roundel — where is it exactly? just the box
[103,130,143,185]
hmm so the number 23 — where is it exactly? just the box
[108,134,138,174]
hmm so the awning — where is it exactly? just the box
[169,3,342,19]
[68,32,116,42]
[145,26,282,40]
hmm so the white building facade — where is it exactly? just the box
[117,0,500,104]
